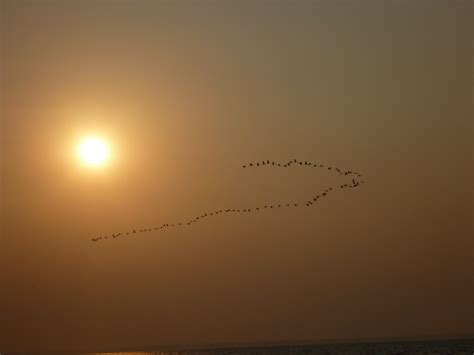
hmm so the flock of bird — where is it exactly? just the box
[91,159,365,243]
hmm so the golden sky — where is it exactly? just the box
[1,0,473,352]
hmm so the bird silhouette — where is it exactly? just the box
[91,158,365,243]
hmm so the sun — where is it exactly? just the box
[78,137,109,166]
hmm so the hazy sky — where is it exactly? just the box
[1,0,473,352]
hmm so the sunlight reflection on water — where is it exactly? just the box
[87,353,215,355]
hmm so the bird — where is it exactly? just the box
[90,159,365,244]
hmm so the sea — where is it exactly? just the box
[4,338,474,355]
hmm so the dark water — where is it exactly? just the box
[77,339,474,355]
[5,339,474,355]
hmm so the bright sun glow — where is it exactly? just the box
[79,137,109,166]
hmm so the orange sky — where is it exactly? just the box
[1,0,473,352]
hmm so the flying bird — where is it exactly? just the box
[91,158,365,243]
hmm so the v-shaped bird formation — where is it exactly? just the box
[91,159,365,242]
